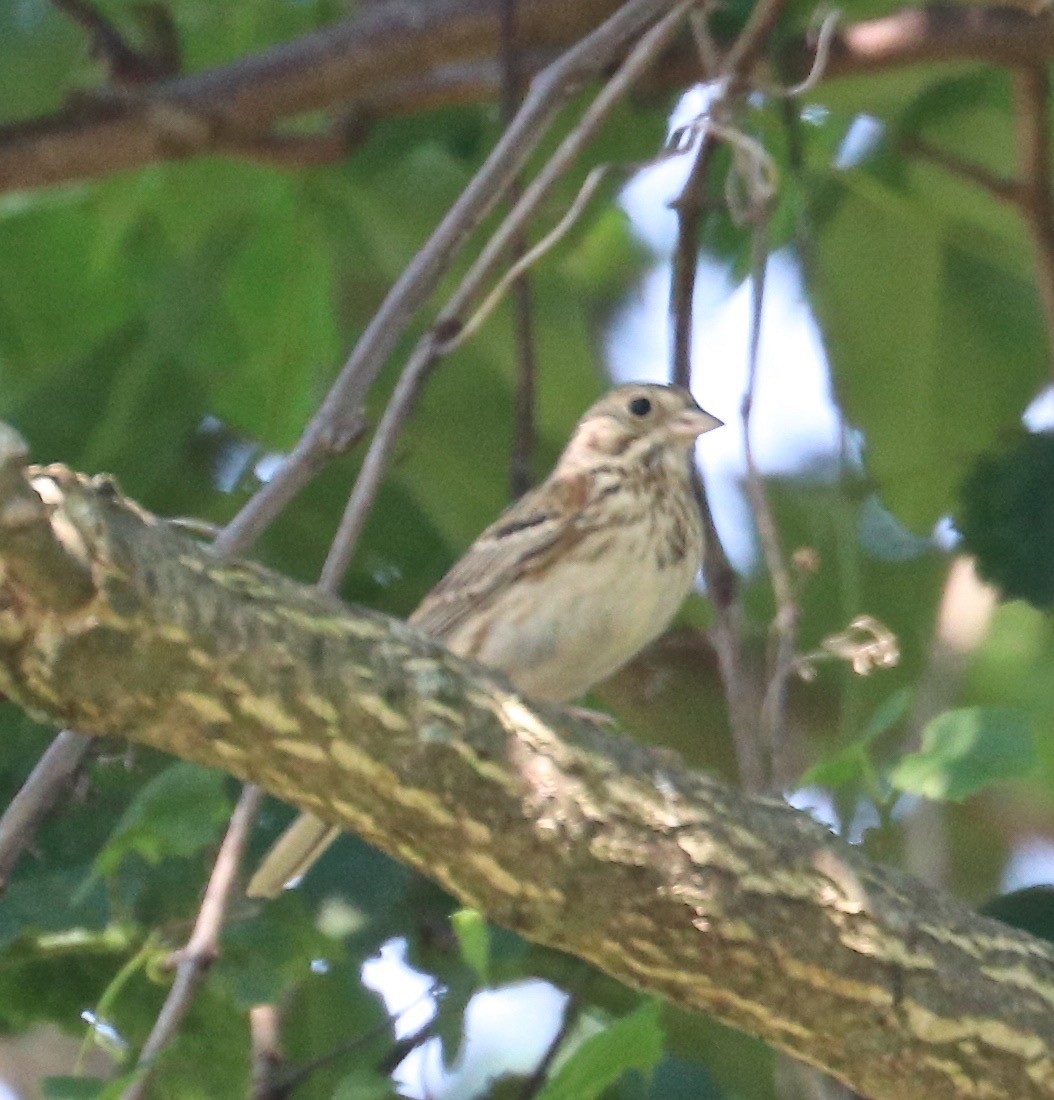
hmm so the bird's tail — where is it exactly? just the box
[247,813,340,898]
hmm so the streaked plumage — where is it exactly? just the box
[247,382,722,898]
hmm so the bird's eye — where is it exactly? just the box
[628,396,652,417]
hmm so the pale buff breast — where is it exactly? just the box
[444,504,703,703]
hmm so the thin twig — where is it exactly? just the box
[1011,66,1054,380]
[905,136,1026,205]
[249,1004,284,1100]
[517,993,583,1099]
[216,0,685,557]
[50,0,178,85]
[500,0,541,498]
[669,131,720,388]
[666,64,767,793]
[318,0,700,591]
[121,785,264,1100]
[741,209,799,789]
[445,166,611,353]
[764,7,841,98]
[663,0,799,796]
[0,729,93,889]
[273,991,438,1094]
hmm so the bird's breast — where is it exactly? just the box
[467,491,703,702]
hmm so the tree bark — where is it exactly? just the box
[0,432,1052,1100]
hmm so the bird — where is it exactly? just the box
[246,382,722,898]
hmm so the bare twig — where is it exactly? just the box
[1012,66,1054,378]
[765,7,840,98]
[907,67,1054,379]
[121,784,264,1100]
[665,0,795,794]
[318,1,700,590]
[905,136,1026,205]
[741,214,800,788]
[500,0,541,499]
[517,994,583,1099]
[50,0,179,86]
[249,1004,284,1100]
[271,991,438,1094]
[668,127,766,791]
[670,131,720,389]
[446,166,611,352]
[0,729,93,889]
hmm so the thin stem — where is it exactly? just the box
[669,131,719,388]
[905,136,1026,206]
[121,785,264,1100]
[517,994,583,1099]
[501,0,540,499]
[741,212,799,789]
[49,0,177,85]
[0,729,93,892]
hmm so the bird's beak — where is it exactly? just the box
[672,407,724,440]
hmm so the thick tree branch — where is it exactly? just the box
[6,1,1054,196]
[1,440,1053,1100]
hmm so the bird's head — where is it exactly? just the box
[555,382,722,474]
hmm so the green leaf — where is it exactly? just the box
[539,1000,664,1100]
[802,689,911,792]
[889,707,1037,801]
[451,908,490,981]
[91,763,232,879]
[808,153,1044,530]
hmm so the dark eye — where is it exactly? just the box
[628,396,652,417]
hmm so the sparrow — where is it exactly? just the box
[247,382,722,898]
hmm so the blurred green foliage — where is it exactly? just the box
[2,0,1054,1097]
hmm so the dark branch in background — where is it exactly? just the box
[121,785,264,1100]
[904,66,1054,382]
[500,0,541,499]
[1011,66,1054,380]
[8,1,1054,196]
[261,999,436,1097]
[905,135,1025,203]
[517,993,584,1099]
[50,0,180,86]
[669,125,766,790]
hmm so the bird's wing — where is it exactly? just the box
[409,474,593,643]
